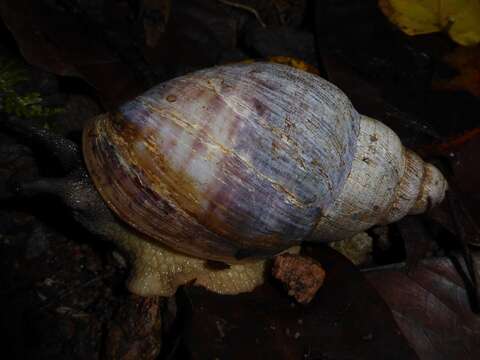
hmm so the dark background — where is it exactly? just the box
[0,0,479,359]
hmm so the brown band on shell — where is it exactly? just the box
[409,163,448,215]
[380,149,424,224]
[83,112,301,262]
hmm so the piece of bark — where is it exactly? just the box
[272,253,325,303]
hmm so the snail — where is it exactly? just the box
[7,63,448,297]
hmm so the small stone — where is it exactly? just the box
[272,253,326,304]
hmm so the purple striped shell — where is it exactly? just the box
[83,63,360,261]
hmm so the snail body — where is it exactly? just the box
[82,63,447,294]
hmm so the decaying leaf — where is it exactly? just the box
[420,128,480,156]
[366,256,480,360]
[0,0,145,108]
[433,46,480,97]
[142,0,171,48]
[177,245,417,359]
[378,0,480,46]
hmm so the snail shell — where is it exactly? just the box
[83,63,447,263]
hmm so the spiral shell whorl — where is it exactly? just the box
[312,115,448,241]
[83,63,360,261]
[409,162,447,215]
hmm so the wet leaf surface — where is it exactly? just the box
[366,256,480,360]
[397,216,437,271]
[177,245,417,360]
[315,0,480,139]
[433,46,480,98]
[0,0,250,107]
[449,134,480,244]
[0,0,145,107]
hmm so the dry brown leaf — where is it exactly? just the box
[434,46,480,97]
[366,256,480,360]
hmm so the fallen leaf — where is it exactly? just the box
[0,0,145,108]
[433,46,480,97]
[397,216,436,270]
[419,128,480,156]
[379,0,480,46]
[449,133,480,244]
[414,115,480,246]
[143,0,171,48]
[366,256,480,360]
[176,245,417,359]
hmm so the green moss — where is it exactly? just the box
[0,58,63,118]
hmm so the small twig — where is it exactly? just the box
[217,0,267,28]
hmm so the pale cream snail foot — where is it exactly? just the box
[116,231,271,297]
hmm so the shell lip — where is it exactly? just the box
[83,115,287,263]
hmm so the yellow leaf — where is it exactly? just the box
[379,0,480,46]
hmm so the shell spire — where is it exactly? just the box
[312,115,448,241]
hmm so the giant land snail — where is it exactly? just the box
[11,62,449,297]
